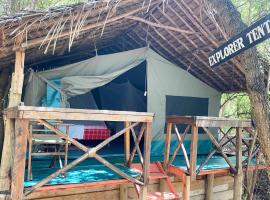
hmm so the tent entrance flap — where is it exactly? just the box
[24,47,149,107]
[35,60,147,153]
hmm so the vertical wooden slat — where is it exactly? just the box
[27,124,33,180]
[190,125,198,179]
[164,122,172,170]
[182,174,190,200]
[9,50,25,107]
[124,121,130,165]
[140,122,152,200]
[233,127,243,200]
[11,119,29,200]
[0,50,25,191]
[119,185,128,200]
[64,125,69,167]
[159,179,167,192]
[206,174,214,200]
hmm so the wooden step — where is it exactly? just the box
[133,162,179,200]
[147,192,179,200]
[131,163,168,180]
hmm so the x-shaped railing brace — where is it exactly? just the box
[24,119,145,196]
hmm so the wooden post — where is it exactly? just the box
[0,50,25,191]
[0,68,10,157]
[206,174,214,200]
[160,179,167,192]
[189,125,198,179]
[182,174,190,200]
[164,122,172,170]
[11,119,29,200]
[27,124,33,180]
[124,121,130,165]
[64,125,69,166]
[233,128,243,200]
[119,185,128,200]
[140,122,152,200]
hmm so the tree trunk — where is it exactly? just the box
[207,0,270,177]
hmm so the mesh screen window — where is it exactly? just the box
[165,95,209,134]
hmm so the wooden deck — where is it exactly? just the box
[164,115,262,200]
[23,162,236,200]
[4,106,154,200]
[1,107,265,200]
[24,173,236,200]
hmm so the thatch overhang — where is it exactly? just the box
[0,0,248,92]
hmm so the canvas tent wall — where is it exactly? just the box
[24,47,221,155]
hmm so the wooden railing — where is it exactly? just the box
[163,115,261,200]
[5,106,154,200]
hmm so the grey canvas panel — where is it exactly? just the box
[166,95,209,133]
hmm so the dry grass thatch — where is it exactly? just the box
[0,0,249,92]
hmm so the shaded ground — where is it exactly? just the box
[254,171,270,200]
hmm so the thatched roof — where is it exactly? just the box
[0,0,247,92]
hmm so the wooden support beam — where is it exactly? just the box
[6,106,153,122]
[125,16,194,34]
[25,121,143,196]
[164,122,172,170]
[189,125,198,179]
[233,128,243,200]
[182,174,190,200]
[128,124,145,166]
[203,127,236,173]
[94,154,143,186]
[19,5,155,49]
[197,132,236,174]
[119,185,128,200]
[8,50,25,107]
[140,122,152,200]
[159,179,167,192]
[130,127,144,165]
[0,68,11,157]
[27,124,33,181]
[0,50,25,192]
[169,125,190,168]
[206,174,214,200]
[124,121,130,165]
[10,119,29,200]
[166,116,251,128]
[25,152,90,196]
[37,119,89,152]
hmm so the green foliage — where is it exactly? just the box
[0,0,86,15]
[220,0,270,120]
[232,0,270,24]
[33,0,85,10]
[231,0,270,63]
[220,93,251,119]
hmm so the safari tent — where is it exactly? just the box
[24,47,221,155]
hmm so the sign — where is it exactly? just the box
[209,13,270,68]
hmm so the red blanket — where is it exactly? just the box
[83,126,111,140]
